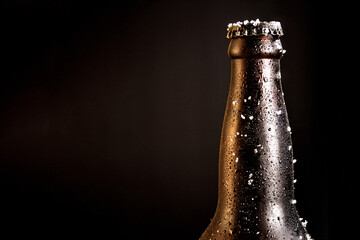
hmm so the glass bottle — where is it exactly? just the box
[200,20,312,240]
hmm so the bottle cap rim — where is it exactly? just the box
[227,19,283,39]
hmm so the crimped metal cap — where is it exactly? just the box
[227,19,283,39]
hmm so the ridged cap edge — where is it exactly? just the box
[227,19,283,39]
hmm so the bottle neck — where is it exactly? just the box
[219,56,294,204]
[215,37,301,236]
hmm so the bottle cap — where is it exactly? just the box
[227,19,283,39]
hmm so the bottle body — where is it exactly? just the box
[200,27,312,240]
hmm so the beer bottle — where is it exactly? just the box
[200,20,313,240]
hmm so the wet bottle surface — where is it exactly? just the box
[200,20,312,240]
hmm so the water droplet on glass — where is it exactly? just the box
[301,219,308,227]
[248,173,254,185]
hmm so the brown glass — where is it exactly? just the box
[200,35,311,240]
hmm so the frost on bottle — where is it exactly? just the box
[199,20,313,240]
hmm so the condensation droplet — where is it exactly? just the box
[248,173,254,185]
[301,219,308,227]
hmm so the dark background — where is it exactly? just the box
[0,0,356,239]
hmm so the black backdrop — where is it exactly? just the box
[0,0,356,239]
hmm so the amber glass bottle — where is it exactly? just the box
[200,20,312,240]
